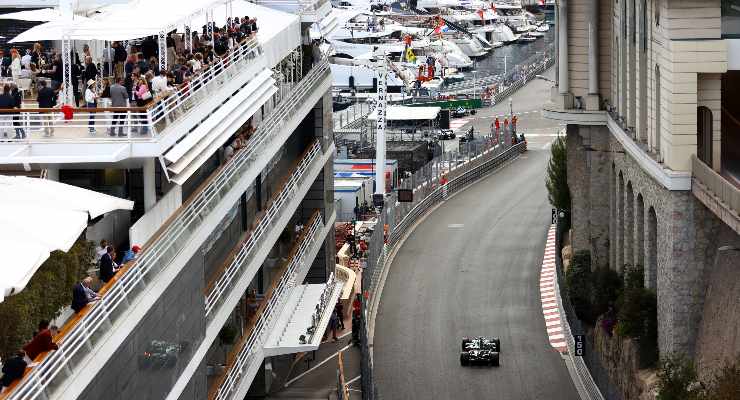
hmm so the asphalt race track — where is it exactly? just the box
[373,146,580,399]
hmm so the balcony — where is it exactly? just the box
[691,155,740,234]
[206,214,343,400]
[254,0,331,23]
[0,59,332,400]
[0,20,300,165]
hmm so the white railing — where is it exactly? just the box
[213,214,324,400]
[0,39,262,142]
[306,272,337,343]
[255,0,328,14]
[3,59,330,400]
[205,140,322,317]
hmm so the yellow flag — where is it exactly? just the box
[406,47,416,62]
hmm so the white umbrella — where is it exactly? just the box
[0,175,135,302]
[9,16,92,43]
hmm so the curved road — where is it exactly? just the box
[373,144,579,399]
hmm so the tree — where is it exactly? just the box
[546,136,571,212]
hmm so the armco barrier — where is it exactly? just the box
[360,142,526,400]
[554,216,608,400]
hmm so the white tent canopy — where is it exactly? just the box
[367,105,441,121]
[10,0,230,43]
[0,8,65,22]
[0,175,134,303]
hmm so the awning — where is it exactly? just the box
[0,8,64,22]
[0,175,134,302]
[330,63,404,88]
[367,105,441,121]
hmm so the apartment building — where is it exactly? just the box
[544,0,740,369]
[0,0,342,399]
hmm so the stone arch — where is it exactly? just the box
[617,171,625,272]
[654,64,661,156]
[625,182,634,268]
[635,193,645,268]
[610,163,616,268]
[697,106,713,165]
[646,206,658,289]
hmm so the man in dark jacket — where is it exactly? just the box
[99,246,116,283]
[10,83,25,139]
[36,80,56,136]
[109,77,128,136]
[0,84,15,138]
[1,351,27,389]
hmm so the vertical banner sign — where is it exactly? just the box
[375,59,388,196]
[575,335,585,357]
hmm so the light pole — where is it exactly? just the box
[473,70,477,99]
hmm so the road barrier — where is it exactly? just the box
[554,216,609,400]
[359,141,527,400]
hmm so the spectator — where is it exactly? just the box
[335,302,345,330]
[0,351,27,390]
[151,70,170,98]
[327,311,339,342]
[99,245,118,283]
[94,239,108,264]
[71,277,99,313]
[84,80,98,135]
[21,50,33,69]
[9,49,21,80]
[36,80,56,136]
[109,77,128,136]
[136,53,149,74]
[22,321,58,361]
[30,43,43,67]
[124,54,136,77]
[120,245,140,264]
[113,41,127,79]
[99,77,111,107]
[0,84,14,138]
[101,43,114,77]
[82,56,97,85]
[10,83,24,139]
[134,77,152,135]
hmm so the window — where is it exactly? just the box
[642,0,648,51]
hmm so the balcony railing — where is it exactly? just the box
[692,155,740,220]
[208,212,325,400]
[0,38,261,142]
[205,140,323,318]
[1,57,330,400]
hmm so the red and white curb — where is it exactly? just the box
[541,225,567,353]
[449,118,471,133]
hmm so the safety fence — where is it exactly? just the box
[554,215,610,400]
[359,141,527,399]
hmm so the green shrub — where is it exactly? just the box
[566,250,593,322]
[616,265,658,367]
[591,266,622,318]
[0,240,93,359]
[657,355,702,400]
[546,136,571,212]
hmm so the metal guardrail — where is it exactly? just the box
[554,217,607,400]
[691,154,740,216]
[205,141,322,317]
[212,214,324,400]
[360,142,526,400]
[3,60,330,400]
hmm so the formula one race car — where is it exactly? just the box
[460,336,501,366]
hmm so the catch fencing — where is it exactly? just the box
[359,140,527,399]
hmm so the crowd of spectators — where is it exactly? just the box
[0,15,259,135]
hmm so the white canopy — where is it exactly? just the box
[330,63,404,88]
[367,105,441,121]
[0,8,63,22]
[0,175,134,302]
